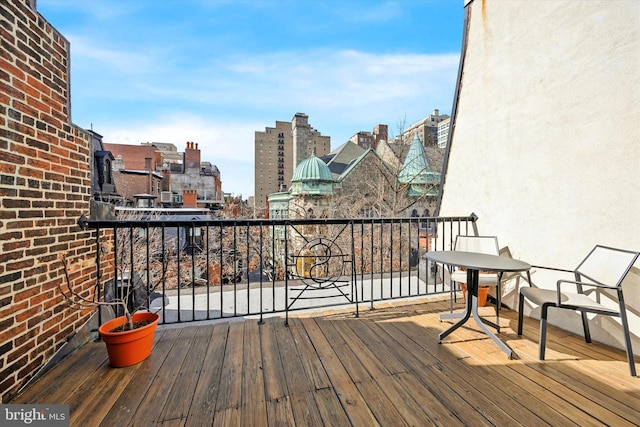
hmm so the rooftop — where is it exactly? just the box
[12,298,640,425]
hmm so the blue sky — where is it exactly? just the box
[37,0,464,198]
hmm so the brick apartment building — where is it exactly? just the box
[254,113,330,209]
[348,124,388,150]
[103,142,163,205]
[0,0,102,402]
[104,141,222,208]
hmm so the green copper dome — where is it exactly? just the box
[398,133,439,185]
[291,153,334,183]
[398,133,440,197]
[290,153,334,196]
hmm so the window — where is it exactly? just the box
[360,206,375,218]
[104,159,112,184]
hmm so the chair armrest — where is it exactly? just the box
[518,265,570,290]
[531,265,573,273]
[555,279,614,304]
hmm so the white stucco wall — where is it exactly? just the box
[439,0,640,353]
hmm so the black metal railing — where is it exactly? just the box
[81,214,478,325]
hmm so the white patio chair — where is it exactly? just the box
[448,235,503,321]
[517,245,640,376]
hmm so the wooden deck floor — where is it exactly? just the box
[11,298,640,426]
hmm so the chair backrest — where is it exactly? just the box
[454,235,500,255]
[575,245,640,288]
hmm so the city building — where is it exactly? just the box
[90,130,122,206]
[105,141,222,209]
[396,109,450,147]
[104,143,163,205]
[142,142,183,167]
[288,153,335,219]
[255,113,330,209]
[320,141,366,179]
[269,133,440,220]
[348,124,388,150]
[437,117,451,148]
[255,120,293,208]
[164,141,222,209]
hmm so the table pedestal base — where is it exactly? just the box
[439,271,513,359]
[440,305,500,332]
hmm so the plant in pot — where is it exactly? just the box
[459,283,491,307]
[58,215,172,367]
[457,267,492,307]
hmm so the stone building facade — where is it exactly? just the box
[166,141,222,208]
[0,0,100,402]
[396,109,450,147]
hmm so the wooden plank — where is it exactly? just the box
[260,318,288,401]
[506,354,637,427]
[213,407,241,427]
[377,316,535,426]
[274,318,323,426]
[337,317,452,426]
[9,300,640,427]
[159,325,214,423]
[393,371,466,426]
[287,317,332,391]
[516,312,640,388]
[311,387,351,426]
[186,322,230,427]
[159,418,185,427]
[241,320,268,427]
[421,313,569,426]
[332,318,405,377]
[512,309,640,391]
[441,308,638,426]
[352,313,488,425]
[265,395,296,426]
[354,378,418,427]
[299,317,379,427]
[511,329,640,425]
[452,327,591,426]
[127,327,197,426]
[68,358,140,426]
[13,338,109,404]
[315,317,373,384]
[215,321,245,413]
[99,327,182,426]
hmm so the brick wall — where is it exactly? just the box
[111,170,162,203]
[0,0,97,402]
[103,143,158,171]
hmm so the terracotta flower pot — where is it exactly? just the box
[98,312,160,367]
[460,284,491,307]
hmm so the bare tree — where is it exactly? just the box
[58,211,174,330]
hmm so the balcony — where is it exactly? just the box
[9,215,640,424]
[11,299,640,425]
[74,215,465,326]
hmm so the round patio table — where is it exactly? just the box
[425,251,531,359]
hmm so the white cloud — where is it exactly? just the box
[102,114,261,161]
[83,47,460,198]
[100,115,262,198]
